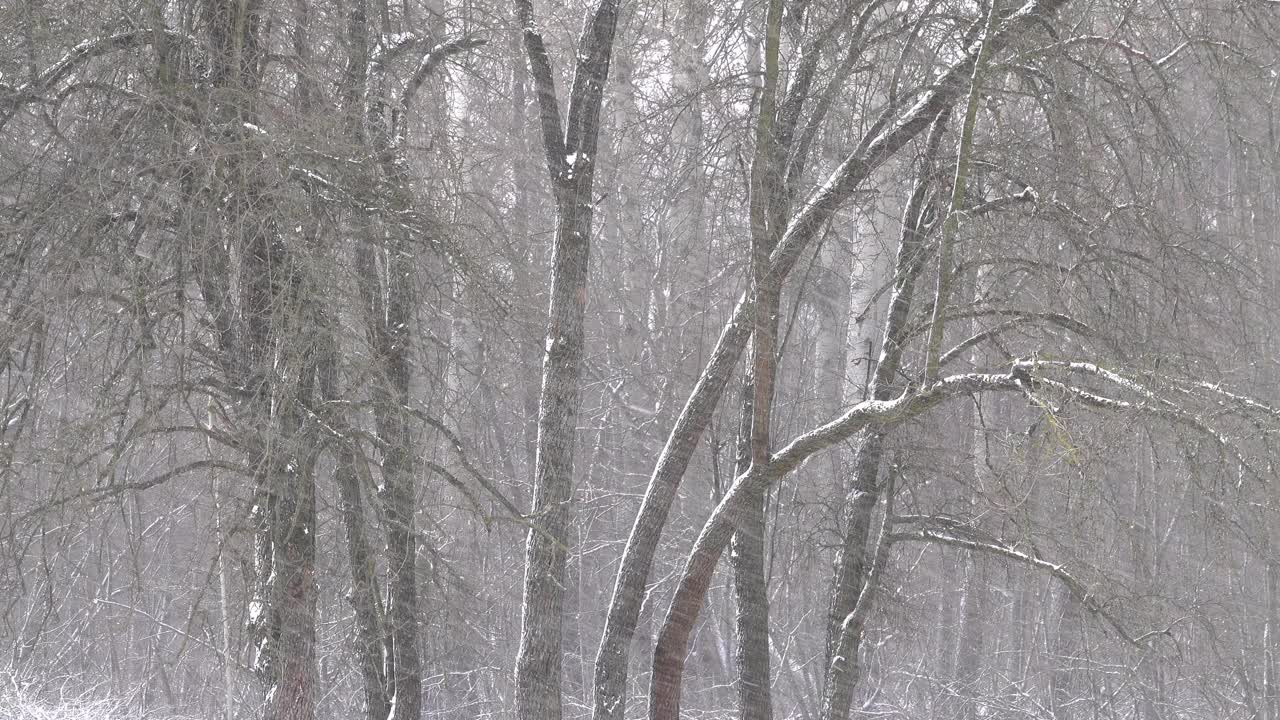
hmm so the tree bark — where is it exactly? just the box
[645,3,1074,715]
[730,1,784,716]
[731,374,774,720]
[605,5,1072,715]
[513,4,620,720]
[194,2,320,718]
[820,111,949,720]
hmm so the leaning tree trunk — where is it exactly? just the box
[614,3,1072,714]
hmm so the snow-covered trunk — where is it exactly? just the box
[644,4,1074,713]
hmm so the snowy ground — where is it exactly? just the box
[0,692,122,720]
[0,679,156,720]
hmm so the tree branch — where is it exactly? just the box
[1,29,192,131]
[514,0,568,179]
[888,523,1151,648]
[399,36,487,119]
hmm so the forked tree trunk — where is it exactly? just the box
[611,5,1070,716]
[513,3,620,720]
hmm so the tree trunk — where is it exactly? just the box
[514,4,620,720]
[195,2,319,718]
[731,379,774,720]
[820,111,950,720]
[354,153,425,720]
[617,4,1071,711]
[953,555,986,720]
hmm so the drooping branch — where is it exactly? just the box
[765,0,1073,291]
[647,342,1275,720]
[937,312,1091,367]
[409,408,527,521]
[888,521,1155,648]
[649,368,1029,720]
[399,36,488,127]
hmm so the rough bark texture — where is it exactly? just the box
[324,7,394,719]
[356,145,424,720]
[820,438,882,720]
[514,3,620,720]
[730,1,784,716]
[731,379,774,720]
[731,485,773,720]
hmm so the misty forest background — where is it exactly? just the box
[2,0,1280,719]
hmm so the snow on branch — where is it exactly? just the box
[770,370,1026,476]
[0,29,192,131]
[764,0,1072,289]
[889,520,1163,649]
[399,36,487,117]
[1022,360,1268,482]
